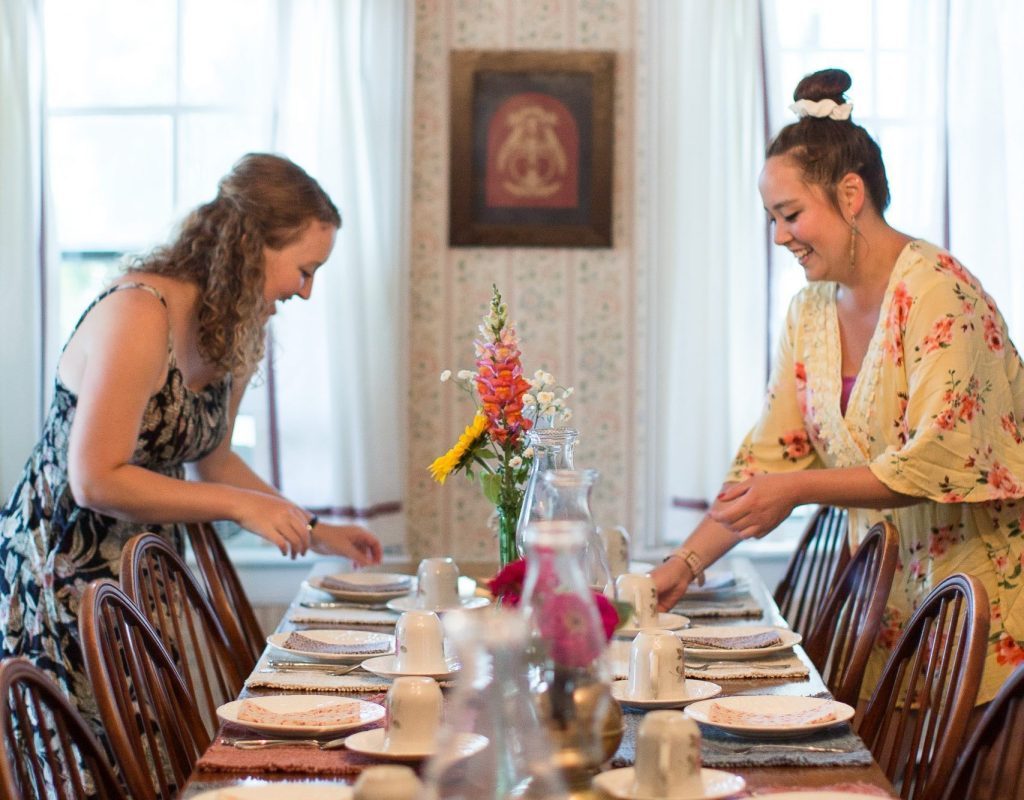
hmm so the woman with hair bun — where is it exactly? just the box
[0,153,382,724]
[653,69,1024,703]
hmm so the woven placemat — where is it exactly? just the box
[245,671,393,693]
[673,591,762,619]
[287,607,400,627]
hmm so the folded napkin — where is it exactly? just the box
[678,629,782,650]
[672,592,762,619]
[319,574,411,593]
[236,698,364,727]
[681,654,810,681]
[245,671,393,693]
[281,632,391,655]
[287,607,400,627]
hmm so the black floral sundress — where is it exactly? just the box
[0,282,231,726]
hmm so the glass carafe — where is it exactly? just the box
[420,608,568,800]
[541,469,613,597]
[515,428,578,556]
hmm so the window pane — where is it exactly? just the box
[44,0,176,108]
[49,115,174,251]
[176,111,273,215]
[180,0,276,106]
[57,255,125,345]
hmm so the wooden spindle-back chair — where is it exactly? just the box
[774,505,850,636]
[803,520,900,707]
[79,580,210,800]
[940,662,1024,800]
[857,573,990,800]
[184,521,264,671]
[120,532,246,736]
[0,658,128,800]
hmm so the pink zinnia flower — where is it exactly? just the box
[538,592,605,669]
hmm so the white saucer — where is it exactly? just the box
[386,595,490,613]
[360,654,461,680]
[615,612,691,637]
[192,783,354,800]
[610,678,722,709]
[593,766,745,800]
[216,695,385,736]
[677,625,801,660]
[266,630,394,663]
[306,575,413,603]
[684,695,855,738]
[344,728,487,761]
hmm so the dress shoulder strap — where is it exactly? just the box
[62,281,173,355]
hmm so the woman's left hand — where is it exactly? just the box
[709,474,799,540]
[312,523,383,566]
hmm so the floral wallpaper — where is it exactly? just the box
[407,0,648,560]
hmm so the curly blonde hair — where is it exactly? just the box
[129,153,341,377]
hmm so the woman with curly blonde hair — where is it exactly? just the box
[0,153,381,726]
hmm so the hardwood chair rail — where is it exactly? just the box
[857,572,990,800]
[121,532,246,736]
[804,521,900,707]
[0,658,128,800]
[774,505,851,636]
[80,579,211,800]
[184,522,264,672]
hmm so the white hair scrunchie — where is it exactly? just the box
[788,98,853,120]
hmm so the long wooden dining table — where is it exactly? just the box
[180,557,897,798]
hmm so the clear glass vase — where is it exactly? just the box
[420,608,568,800]
[519,521,621,799]
[515,428,578,557]
[541,470,613,597]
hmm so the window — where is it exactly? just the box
[43,0,278,476]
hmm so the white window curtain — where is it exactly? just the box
[947,0,1024,346]
[646,0,769,547]
[269,0,411,548]
[0,0,47,491]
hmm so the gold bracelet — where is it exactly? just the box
[662,548,706,587]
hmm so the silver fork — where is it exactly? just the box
[687,659,795,671]
[702,740,853,754]
[223,736,349,750]
[263,660,366,676]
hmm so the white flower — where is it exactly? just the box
[439,369,452,382]
[534,369,545,379]
[509,456,523,468]
[553,398,563,408]
[523,447,534,458]
[562,409,573,421]
[543,372,555,385]
[562,387,574,398]
[457,369,475,381]
[522,393,536,406]
[537,391,555,406]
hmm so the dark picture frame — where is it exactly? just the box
[449,50,614,248]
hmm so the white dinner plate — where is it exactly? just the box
[684,695,855,738]
[306,574,413,603]
[217,695,385,736]
[677,625,801,660]
[614,612,691,637]
[386,595,490,613]
[593,766,745,800]
[681,570,744,598]
[266,630,394,663]
[627,560,656,574]
[191,782,354,800]
[610,678,722,709]
[359,654,461,681]
[344,728,487,762]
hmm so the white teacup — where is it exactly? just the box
[383,676,443,752]
[395,610,448,673]
[599,525,632,579]
[416,557,460,609]
[632,710,703,798]
[616,572,658,629]
[627,629,686,701]
[353,764,423,800]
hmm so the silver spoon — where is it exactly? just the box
[702,741,853,754]
[225,736,349,750]
[263,660,367,676]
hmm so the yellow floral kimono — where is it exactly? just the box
[728,240,1024,703]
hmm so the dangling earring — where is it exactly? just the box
[848,214,859,269]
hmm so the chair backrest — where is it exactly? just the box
[774,505,851,635]
[120,532,246,736]
[940,662,1024,800]
[857,573,990,800]
[803,521,900,707]
[184,522,264,672]
[0,658,128,800]
[79,579,211,800]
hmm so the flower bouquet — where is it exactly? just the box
[429,285,573,565]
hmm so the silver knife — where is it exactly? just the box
[299,600,391,611]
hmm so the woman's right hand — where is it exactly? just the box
[235,492,313,558]
[652,556,692,612]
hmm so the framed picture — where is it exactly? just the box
[449,50,614,248]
